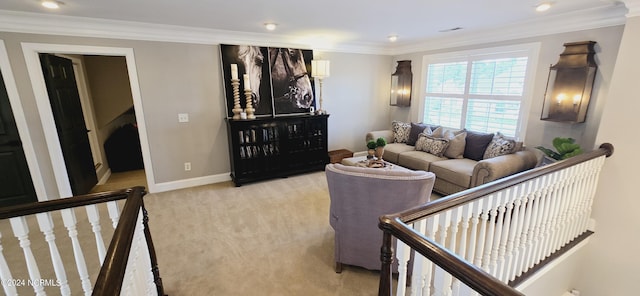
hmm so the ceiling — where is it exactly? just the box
[0,0,629,54]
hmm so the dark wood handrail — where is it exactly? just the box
[0,188,131,219]
[92,186,145,295]
[378,143,614,296]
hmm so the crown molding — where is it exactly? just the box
[623,0,640,17]
[391,4,627,55]
[0,10,389,55]
[0,5,628,57]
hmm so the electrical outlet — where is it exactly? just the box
[178,113,189,123]
[184,162,191,171]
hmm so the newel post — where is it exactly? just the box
[142,200,166,296]
[378,229,394,296]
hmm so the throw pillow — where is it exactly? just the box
[483,132,517,159]
[407,123,436,145]
[391,121,411,143]
[415,133,449,157]
[463,130,495,161]
[430,127,466,159]
[443,130,467,159]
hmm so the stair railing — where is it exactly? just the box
[0,186,164,296]
[379,143,613,296]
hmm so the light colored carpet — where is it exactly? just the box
[144,171,385,295]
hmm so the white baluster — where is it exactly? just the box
[61,208,92,295]
[9,216,45,296]
[0,231,18,296]
[539,170,562,264]
[85,204,107,263]
[489,191,506,276]
[473,197,489,269]
[36,212,71,295]
[449,206,466,296]
[433,210,453,296]
[411,219,427,296]
[560,168,579,246]
[481,195,496,272]
[518,176,542,277]
[505,181,530,282]
[458,200,483,296]
[421,216,439,296]
[527,173,549,270]
[395,237,411,296]
[496,188,515,282]
[107,201,121,229]
[555,168,574,252]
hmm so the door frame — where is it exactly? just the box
[22,43,156,198]
[0,40,47,201]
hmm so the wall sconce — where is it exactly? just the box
[541,41,597,123]
[390,60,412,107]
[311,59,330,114]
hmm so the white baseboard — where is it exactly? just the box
[150,172,231,193]
[97,169,112,185]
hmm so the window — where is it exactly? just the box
[421,44,539,139]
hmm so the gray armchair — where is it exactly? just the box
[325,163,436,272]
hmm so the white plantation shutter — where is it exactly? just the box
[421,46,536,138]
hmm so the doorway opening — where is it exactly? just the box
[22,43,155,198]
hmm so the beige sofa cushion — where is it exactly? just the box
[429,158,478,188]
[397,150,447,171]
[382,143,415,164]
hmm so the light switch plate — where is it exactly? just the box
[178,113,189,123]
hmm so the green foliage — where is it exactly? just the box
[536,137,583,160]
[366,140,377,150]
[375,137,387,147]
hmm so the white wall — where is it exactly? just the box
[318,51,392,152]
[392,26,624,150]
[0,31,390,194]
[578,15,640,296]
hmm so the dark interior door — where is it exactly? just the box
[40,53,97,195]
[0,69,38,207]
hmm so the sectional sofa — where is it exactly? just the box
[366,121,540,195]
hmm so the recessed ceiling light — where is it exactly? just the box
[536,2,552,12]
[264,23,277,31]
[388,35,398,42]
[41,0,62,9]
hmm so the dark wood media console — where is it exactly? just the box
[226,114,329,186]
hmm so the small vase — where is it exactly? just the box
[374,146,385,160]
[367,149,375,159]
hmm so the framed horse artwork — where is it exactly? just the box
[268,47,316,116]
[220,44,273,118]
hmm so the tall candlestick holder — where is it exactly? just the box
[231,79,242,119]
[244,89,256,119]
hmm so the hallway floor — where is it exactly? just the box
[90,169,147,193]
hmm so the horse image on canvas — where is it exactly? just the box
[220,44,272,117]
[220,44,315,117]
[269,48,315,115]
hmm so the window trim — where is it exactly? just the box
[418,43,541,140]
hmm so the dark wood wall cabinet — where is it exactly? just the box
[226,114,329,186]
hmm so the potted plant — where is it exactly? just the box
[374,137,387,160]
[536,137,583,163]
[366,140,377,159]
